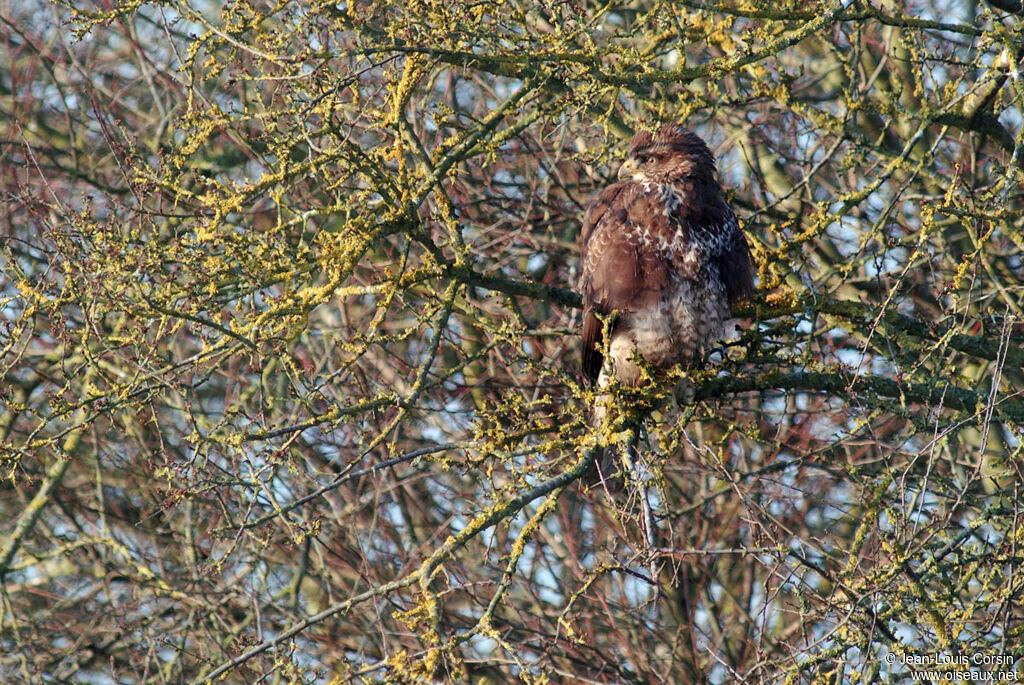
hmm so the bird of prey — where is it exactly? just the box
[578,124,754,479]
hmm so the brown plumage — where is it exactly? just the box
[579,124,753,391]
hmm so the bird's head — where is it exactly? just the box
[617,124,717,185]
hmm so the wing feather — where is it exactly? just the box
[718,210,754,308]
[579,183,671,384]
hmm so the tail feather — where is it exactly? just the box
[587,410,642,493]
[586,365,645,491]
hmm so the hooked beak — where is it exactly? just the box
[617,157,637,181]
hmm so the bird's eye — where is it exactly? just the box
[643,156,655,165]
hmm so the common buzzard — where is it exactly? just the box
[579,125,754,472]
